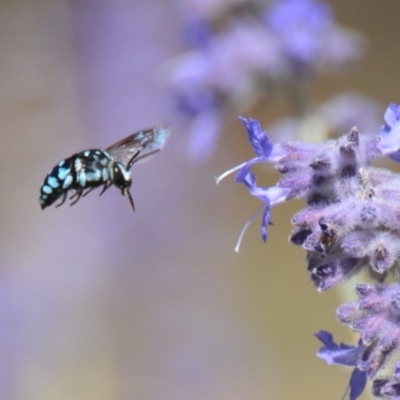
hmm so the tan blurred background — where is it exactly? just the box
[1,1,400,399]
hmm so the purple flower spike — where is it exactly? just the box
[337,283,400,382]
[315,331,367,400]
[378,103,400,162]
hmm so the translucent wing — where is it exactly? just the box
[106,125,170,167]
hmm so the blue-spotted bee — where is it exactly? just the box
[40,126,170,211]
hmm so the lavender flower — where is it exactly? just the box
[219,103,400,399]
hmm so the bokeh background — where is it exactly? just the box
[1,1,400,399]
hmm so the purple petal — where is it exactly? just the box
[315,330,362,366]
[394,362,400,376]
[261,206,271,242]
[383,103,400,128]
[315,330,338,349]
[235,170,256,189]
[235,167,254,188]
[234,171,290,243]
[349,368,367,400]
[239,116,273,159]
[378,103,400,162]
[250,185,273,205]
[238,171,290,207]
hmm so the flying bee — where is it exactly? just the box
[39,126,170,211]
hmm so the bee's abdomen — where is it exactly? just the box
[39,150,113,209]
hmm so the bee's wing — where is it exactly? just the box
[106,125,170,167]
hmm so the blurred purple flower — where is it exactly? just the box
[164,20,284,162]
[267,0,333,66]
[321,93,383,136]
[266,0,364,73]
[186,107,222,161]
[179,0,246,21]
[182,16,213,48]
[164,0,366,161]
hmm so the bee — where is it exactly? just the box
[315,217,337,255]
[39,126,170,211]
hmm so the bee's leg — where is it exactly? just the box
[55,192,68,208]
[99,182,112,196]
[126,150,141,171]
[82,187,96,197]
[123,188,135,212]
[70,190,83,206]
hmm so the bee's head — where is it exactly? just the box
[112,162,131,189]
[113,162,135,211]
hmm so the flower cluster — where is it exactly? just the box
[162,0,365,161]
[219,103,400,399]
